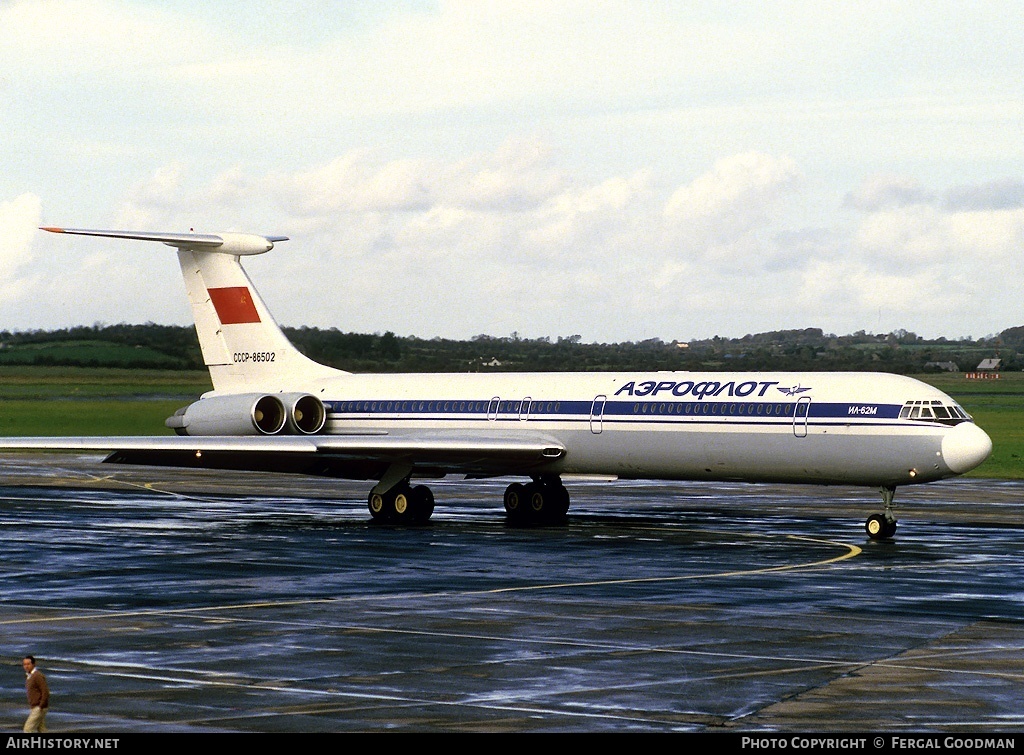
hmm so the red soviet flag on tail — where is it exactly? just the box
[208,286,261,325]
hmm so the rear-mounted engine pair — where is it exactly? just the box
[166,393,326,436]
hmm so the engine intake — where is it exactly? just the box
[281,393,327,435]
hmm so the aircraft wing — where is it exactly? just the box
[0,433,566,479]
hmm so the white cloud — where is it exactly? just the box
[665,152,800,220]
[0,0,219,78]
[0,193,41,283]
[36,144,1021,341]
[853,204,1024,269]
[114,163,189,229]
[844,175,934,212]
[944,179,1024,211]
[4,1,1024,340]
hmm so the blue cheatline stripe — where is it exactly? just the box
[322,399,904,422]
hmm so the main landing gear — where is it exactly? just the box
[367,482,435,524]
[503,477,570,525]
[366,476,571,526]
[865,485,898,540]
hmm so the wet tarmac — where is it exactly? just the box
[1,453,1023,733]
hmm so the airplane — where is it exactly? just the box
[0,226,993,539]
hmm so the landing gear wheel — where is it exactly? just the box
[551,485,570,519]
[867,485,899,540]
[539,484,569,523]
[411,485,435,524]
[392,488,411,520]
[368,483,435,524]
[504,482,527,522]
[504,480,570,525]
[866,514,895,540]
[368,492,387,521]
[526,482,547,518]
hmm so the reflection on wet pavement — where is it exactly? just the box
[1,454,1022,732]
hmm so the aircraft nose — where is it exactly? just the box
[941,422,993,474]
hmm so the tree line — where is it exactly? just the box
[0,323,1020,374]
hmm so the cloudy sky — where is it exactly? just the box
[1,1,1022,343]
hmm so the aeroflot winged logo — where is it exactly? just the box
[778,384,813,396]
[208,286,261,325]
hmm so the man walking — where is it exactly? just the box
[22,655,49,733]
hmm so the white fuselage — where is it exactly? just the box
[284,369,991,487]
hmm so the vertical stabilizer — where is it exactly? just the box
[40,227,348,393]
[177,249,346,392]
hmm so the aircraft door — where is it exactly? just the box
[793,396,811,438]
[520,397,532,421]
[487,397,500,421]
[590,395,607,434]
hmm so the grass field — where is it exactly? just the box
[0,367,209,437]
[920,371,1024,479]
[0,367,1019,478]
[0,365,211,399]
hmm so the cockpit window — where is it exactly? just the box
[900,400,971,425]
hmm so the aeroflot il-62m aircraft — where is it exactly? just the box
[1,227,992,539]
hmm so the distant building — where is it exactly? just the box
[966,358,1001,380]
[925,361,959,372]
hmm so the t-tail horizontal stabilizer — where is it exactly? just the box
[40,227,288,256]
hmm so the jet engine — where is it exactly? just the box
[166,393,288,436]
[165,393,327,437]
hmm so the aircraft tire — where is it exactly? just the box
[884,518,898,538]
[392,488,411,519]
[411,485,435,524]
[368,491,388,521]
[504,483,527,522]
[526,482,547,518]
[548,484,570,521]
[865,514,889,540]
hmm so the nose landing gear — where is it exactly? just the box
[865,485,898,540]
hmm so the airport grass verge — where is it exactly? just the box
[0,367,208,436]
